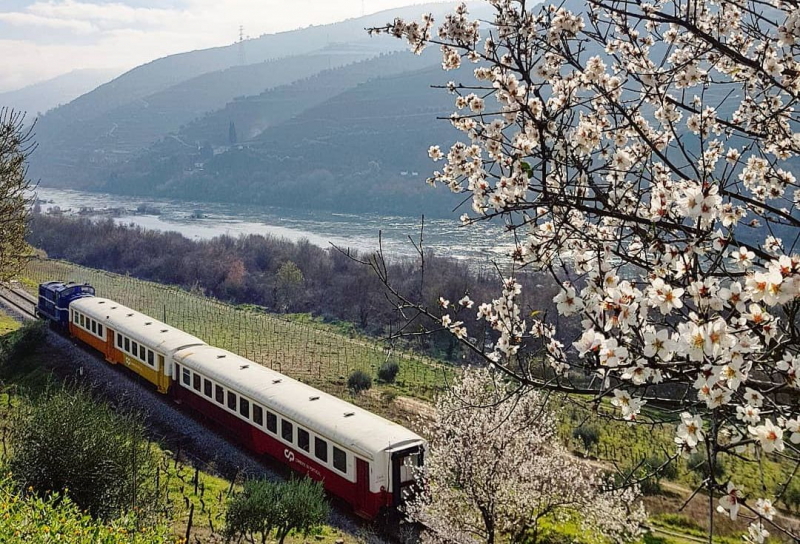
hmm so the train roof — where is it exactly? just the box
[40,281,93,293]
[173,345,425,459]
[70,297,206,355]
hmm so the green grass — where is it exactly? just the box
[0,316,20,336]
[649,516,745,544]
[0,476,173,544]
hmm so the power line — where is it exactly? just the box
[237,25,246,65]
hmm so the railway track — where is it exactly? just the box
[0,283,36,319]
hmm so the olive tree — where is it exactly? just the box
[0,108,34,282]
[368,1,800,541]
[225,478,329,544]
[10,387,160,520]
[224,479,279,544]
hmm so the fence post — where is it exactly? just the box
[184,503,194,543]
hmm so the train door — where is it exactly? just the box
[157,354,168,394]
[388,445,424,506]
[105,330,115,362]
[355,458,370,514]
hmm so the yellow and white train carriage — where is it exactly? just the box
[69,297,206,393]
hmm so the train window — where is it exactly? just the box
[298,428,310,452]
[139,345,145,361]
[73,312,79,324]
[147,350,154,367]
[253,405,263,426]
[227,391,237,411]
[281,420,293,443]
[124,338,130,353]
[91,320,96,334]
[215,385,224,404]
[239,398,250,419]
[203,379,212,398]
[182,368,191,386]
[193,373,201,392]
[333,447,347,473]
[97,324,103,337]
[117,334,123,348]
[131,341,138,357]
[266,412,277,434]
[315,437,328,463]
[80,314,84,327]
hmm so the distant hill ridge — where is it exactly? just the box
[0,69,120,118]
[104,63,462,216]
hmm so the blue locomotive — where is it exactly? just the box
[37,281,95,327]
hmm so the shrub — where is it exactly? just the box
[783,475,800,513]
[0,320,45,370]
[225,478,329,544]
[687,452,726,481]
[378,361,400,383]
[347,370,372,394]
[224,479,279,544]
[616,463,662,496]
[571,425,600,453]
[614,457,674,496]
[643,455,678,482]
[9,386,159,520]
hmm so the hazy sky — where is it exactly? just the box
[0,0,444,92]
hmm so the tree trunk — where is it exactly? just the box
[277,525,290,544]
[481,510,495,544]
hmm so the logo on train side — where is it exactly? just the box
[284,449,295,462]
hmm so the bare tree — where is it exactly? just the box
[0,108,35,282]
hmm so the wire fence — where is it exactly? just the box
[22,258,455,401]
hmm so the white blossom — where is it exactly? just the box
[749,419,785,453]
[717,482,743,520]
[405,368,647,543]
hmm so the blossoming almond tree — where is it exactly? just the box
[405,366,646,543]
[367,1,800,541]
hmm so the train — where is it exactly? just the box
[36,281,425,519]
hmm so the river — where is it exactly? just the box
[33,187,512,266]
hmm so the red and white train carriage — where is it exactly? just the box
[65,295,425,519]
[173,345,424,518]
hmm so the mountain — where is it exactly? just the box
[103,63,463,217]
[117,49,441,174]
[28,2,484,188]
[31,46,387,187]
[0,69,119,117]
